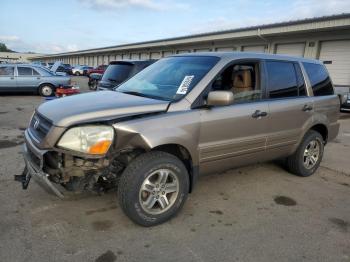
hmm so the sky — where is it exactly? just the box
[1,0,350,54]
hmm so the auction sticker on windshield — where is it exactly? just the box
[176,75,194,95]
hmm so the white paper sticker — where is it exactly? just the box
[176,75,194,95]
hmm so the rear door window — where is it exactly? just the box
[266,61,298,98]
[302,62,334,96]
[18,67,33,76]
[0,66,14,76]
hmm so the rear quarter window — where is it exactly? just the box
[302,62,334,96]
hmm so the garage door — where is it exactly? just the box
[163,51,173,57]
[103,55,109,64]
[150,52,161,59]
[140,53,149,59]
[275,43,305,57]
[242,45,266,53]
[131,53,139,60]
[319,40,350,86]
[216,47,235,52]
[194,48,211,52]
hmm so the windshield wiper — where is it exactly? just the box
[119,90,147,97]
[118,90,170,101]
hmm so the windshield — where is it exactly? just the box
[117,56,219,101]
[102,63,133,83]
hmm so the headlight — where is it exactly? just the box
[57,125,114,155]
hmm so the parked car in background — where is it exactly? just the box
[50,62,73,75]
[97,60,155,91]
[0,63,71,96]
[87,64,107,76]
[334,86,350,112]
[16,53,339,226]
[340,92,350,112]
[88,73,102,90]
[72,65,93,76]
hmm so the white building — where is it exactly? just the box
[0,52,41,63]
[31,13,350,87]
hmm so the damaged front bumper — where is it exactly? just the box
[15,131,66,198]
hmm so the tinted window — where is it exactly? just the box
[266,61,298,98]
[303,62,333,96]
[18,67,33,76]
[0,66,14,76]
[102,63,133,83]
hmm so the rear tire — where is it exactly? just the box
[118,151,189,226]
[286,130,324,177]
[75,72,80,76]
[38,84,54,97]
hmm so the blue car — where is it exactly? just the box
[0,63,71,97]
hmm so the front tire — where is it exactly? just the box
[38,84,54,97]
[75,71,80,76]
[286,130,324,177]
[118,151,189,226]
[89,79,98,90]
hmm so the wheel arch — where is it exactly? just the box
[309,123,328,143]
[38,82,55,90]
[151,143,197,193]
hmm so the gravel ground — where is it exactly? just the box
[0,76,349,262]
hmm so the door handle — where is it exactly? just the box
[302,104,313,112]
[36,77,41,79]
[252,110,268,118]
[10,77,14,80]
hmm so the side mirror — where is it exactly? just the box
[206,91,234,107]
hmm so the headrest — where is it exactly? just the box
[233,70,252,88]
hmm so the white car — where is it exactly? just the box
[72,65,92,76]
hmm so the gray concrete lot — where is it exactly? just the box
[0,76,349,262]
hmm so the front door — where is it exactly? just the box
[198,61,269,175]
[0,65,16,92]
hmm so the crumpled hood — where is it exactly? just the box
[37,91,169,127]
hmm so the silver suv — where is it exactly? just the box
[16,52,340,226]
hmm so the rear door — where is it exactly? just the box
[264,60,313,158]
[17,66,40,91]
[0,65,16,91]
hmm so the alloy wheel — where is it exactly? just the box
[303,139,320,169]
[139,169,179,215]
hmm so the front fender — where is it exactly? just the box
[113,111,201,165]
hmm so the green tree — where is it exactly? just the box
[0,43,14,52]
